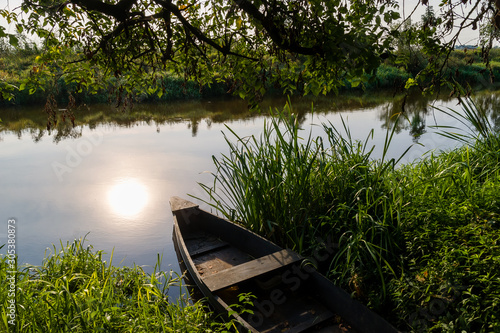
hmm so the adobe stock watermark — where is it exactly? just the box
[51,132,104,182]
[245,236,339,328]
[6,218,17,327]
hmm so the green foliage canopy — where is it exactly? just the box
[1,0,499,103]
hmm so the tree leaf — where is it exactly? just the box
[8,35,18,47]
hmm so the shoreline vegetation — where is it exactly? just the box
[1,97,499,332]
[0,239,235,332]
[2,41,500,107]
[197,99,500,331]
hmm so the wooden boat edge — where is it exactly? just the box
[170,199,259,332]
[170,197,400,333]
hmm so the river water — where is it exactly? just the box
[1,92,499,282]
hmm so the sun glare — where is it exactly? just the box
[107,178,149,218]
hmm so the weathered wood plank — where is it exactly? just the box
[202,249,302,291]
[170,196,199,212]
[190,241,229,257]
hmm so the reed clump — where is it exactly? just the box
[199,102,407,301]
[199,98,500,332]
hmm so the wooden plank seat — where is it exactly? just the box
[202,249,302,292]
[190,240,229,257]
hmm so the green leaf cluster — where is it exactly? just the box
[0,0,405,103]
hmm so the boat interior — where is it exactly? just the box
[173,204,354,333]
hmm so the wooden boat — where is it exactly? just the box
[170,196,399,333]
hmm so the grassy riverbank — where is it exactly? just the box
[200,99,500,331]
[2,98,499,332]
[0,239,233,332]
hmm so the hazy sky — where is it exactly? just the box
[1,0,22,35]
[400,0,481,45]
[0,0,483,46]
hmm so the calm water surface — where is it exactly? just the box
[1,92,499,281]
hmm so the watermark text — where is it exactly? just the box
[6,218,17,327]
[51,132,103,182]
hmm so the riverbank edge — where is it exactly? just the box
[3,62,500,108]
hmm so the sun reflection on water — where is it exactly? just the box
[107,178,149,218]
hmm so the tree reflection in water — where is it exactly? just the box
[1,91,499,144]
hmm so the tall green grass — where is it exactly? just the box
[433,96,500,151]
[198,97,500,331]
[198,102,410,300]
[0,238,231,332]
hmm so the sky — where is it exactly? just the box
[0,0,483,46]
[1,0,23,36]
[399,0,481,45]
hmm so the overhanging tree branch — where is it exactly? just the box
[69,0,138,22]
[154,0,259,61]
[233,0,322,56]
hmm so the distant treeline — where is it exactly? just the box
[2,41,500,106]
[341,46,500,93]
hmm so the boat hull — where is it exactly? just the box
[170,196,398,333]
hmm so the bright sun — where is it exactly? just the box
[107,178,149,217]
